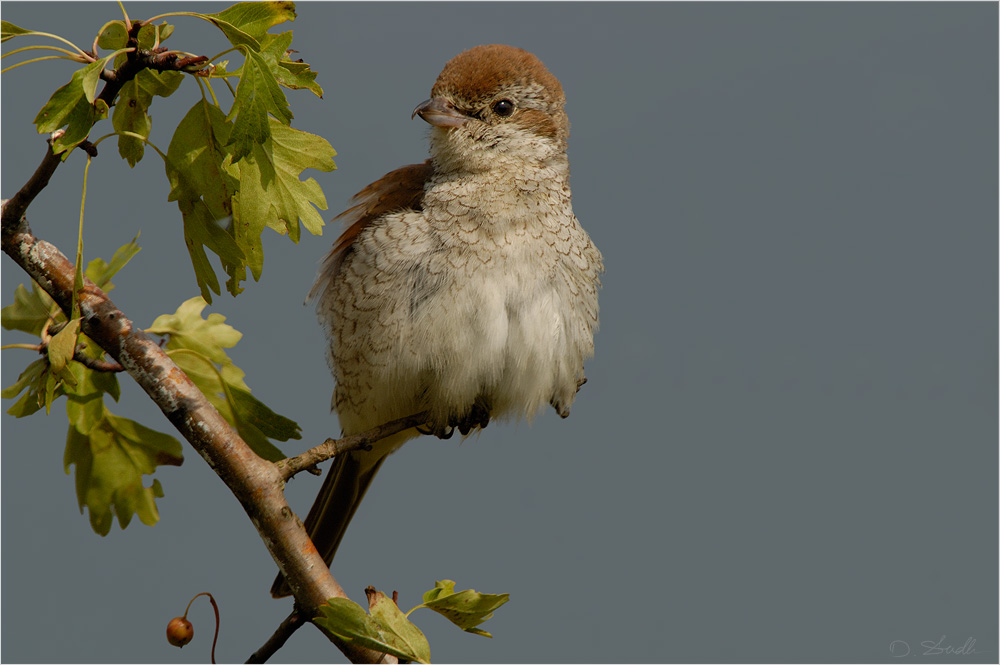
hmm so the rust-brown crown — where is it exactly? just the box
[428,44,569,142]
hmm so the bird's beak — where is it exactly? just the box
[412,97,469,128]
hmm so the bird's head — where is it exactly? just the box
[413,44,569,174]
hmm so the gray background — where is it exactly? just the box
[1,2,996,663]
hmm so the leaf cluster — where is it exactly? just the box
[3,2,336,302]
[315,581,511,663]
[2,241,300,533]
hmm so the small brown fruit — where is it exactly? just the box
[166,616,194,647]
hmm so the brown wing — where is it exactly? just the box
[308,160,434,302]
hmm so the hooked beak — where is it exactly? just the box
[412,97,469,128]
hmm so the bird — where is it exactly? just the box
[271,44,603,598]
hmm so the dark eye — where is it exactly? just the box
[492,99,515,117]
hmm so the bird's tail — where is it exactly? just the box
[270,446,388,598]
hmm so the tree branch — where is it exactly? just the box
[2,28,394,664]
[277,411,429,481]
[1,207,391,665]
[0,138,63,230]
[246,609,307,664]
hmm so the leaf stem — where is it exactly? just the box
[72,156,91,320]
[117,1,132,32]
[1,44,82,59]
[8,30,90,57]
[1,56,78,74]
[91,131,168,164]
[141,11,202,24]
[208,46,239,64]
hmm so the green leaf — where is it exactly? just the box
[34,52,123,154]
[114,69,183,166]
[1,20,33,42]
[147,297,241,364]
[259,31,322,97]
[415,580,510,638]
[1,281,58,336]
[47,317,81,378]
[96,21,128,50]
[201,2,296,41]
[316,596,431,664]
[2,358,54,417]
[369,589,433,663]
[136,21,174,49]
[85,236,142,290]
[62,354,181,535]
[225,50,293,163]
[147,297,298,460]
[165,99,245,300]
[64,408,183,535]
[264,118,335,239]
[227,118,333,273]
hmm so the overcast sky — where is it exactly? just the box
[2,2,997,663]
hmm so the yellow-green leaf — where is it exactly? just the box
[225,50,293,163]
[47,317,81,378]
[147,297,241,364]
[1,281,58,336]
[2,358,56,417]
[147,297,298,460]
[316,597,431,664]
[34,52,123,154]
[201,2,296,41]
[1,20,33,42]
[165,99,244,299]
[114,69,183,166]
[415,580,510,638]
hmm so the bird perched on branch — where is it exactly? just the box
[271,44,603,598]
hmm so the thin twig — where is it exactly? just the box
[277,412,430,482]
[246,609,307,664]
[0,137,64,229]
[73,349,125,372]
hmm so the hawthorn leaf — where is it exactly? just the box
[137,21,174,49]
[34,51,123,154]
[114,69,183,166]
[96,21,127,50]
[259,31,322,97]
[369,589,432,663]
[147,297,241,364]
[165,99,244,299]
[47,317,81,379]
[147,297,297,460]
[85,236,142,291]
[1,281,57,336]
[229,385,300,442]
[262,117,334,239]
[316,598,431,664]
[1,20,32,42]
[202,2,296,40]
[226,49,293,163]
[416,580,510,638]
[64,409,183,535]
[2,358,53,417]
[227,119,333,274]
[169,351,286,461]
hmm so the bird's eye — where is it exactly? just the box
[492,99,515,117]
